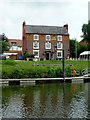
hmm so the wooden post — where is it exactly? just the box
[62,49,65,81]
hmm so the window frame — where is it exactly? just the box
[57,51,62,58]
[33,50,39,58]
[34,34,39,40]
[33,42,39,49]
[11,42,17,46]
[57,35,62,41]
[57,42,62,49]
[46,35,50,41]
[45,42,51,49]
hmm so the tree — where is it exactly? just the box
[70,39,88,58]
[2,41,10,53]
[70,39,76,58]
[77,44,88,58]
[0,34,10,53]
[82,20,90,50]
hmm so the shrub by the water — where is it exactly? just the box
[47,67,57,78]
[2,71,9,79]
[2,60,88,79]
[9,69,24,79]
[56,67,63,77]
[65,66,73,77]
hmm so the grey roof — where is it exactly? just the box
[25,25,69,35]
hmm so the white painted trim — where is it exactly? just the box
[57,50,62,58]
[45,42,51,49]
[4,53,18,55]
[34,34,39,40]
[33,42,39,49]
[46,35,50,41]
[33,50,39,57]
[57,35,62,41]
[57,42,62,49]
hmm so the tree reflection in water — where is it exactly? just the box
[2,83,89,118]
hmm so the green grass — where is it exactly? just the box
[1,59,89,78]
[14,60,88,69]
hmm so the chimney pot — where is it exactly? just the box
[23,21,26,26]
[64,24,68,32]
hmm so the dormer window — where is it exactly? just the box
[34,34,39,40]
[46,35,50,41]
[58,36,62,41]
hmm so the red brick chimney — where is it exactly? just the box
[22,21,26,55]
[64,24,68,32]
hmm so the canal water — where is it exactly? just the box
[1,82,90,118]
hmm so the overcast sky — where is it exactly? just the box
[0,0,89,41]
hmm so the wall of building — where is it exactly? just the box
[25,34,69,60]
[79,40,88,47]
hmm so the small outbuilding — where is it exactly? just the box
[80,51,90,60]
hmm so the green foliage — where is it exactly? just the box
[70,39,76,58]
[2,60,88,79]
[2,59,17,66]
[70,39,88,58]
[24,51,35,60]
[9,69,24,79]
[2,71,9,79]
[82,20,90,50]
[77,44,88,58]
[65,66,73,77]
[29,70,43,78]
[24,51,28,60]
[29,54,35,58]
[2,41,10,53]
[56,67,63,77]
[47,67,57,78]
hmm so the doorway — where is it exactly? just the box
[46,52,51,60]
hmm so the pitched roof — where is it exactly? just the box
[8,39,22,46]
[25,25,69,35]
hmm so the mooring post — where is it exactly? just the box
[62,49,65,82]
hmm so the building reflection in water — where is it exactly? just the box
[2,83,89,118]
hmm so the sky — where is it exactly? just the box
[0,0,89,41]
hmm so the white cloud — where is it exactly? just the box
[0,0,88,41]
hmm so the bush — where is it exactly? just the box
[56,67,63,77]
[29,69,43,78]
[2,71,9,79]
[9,69,24,79]
[47,67,57,78]
[2,59,17,66]
[65,66,73,77]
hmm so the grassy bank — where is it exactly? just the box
[2,59,88,79]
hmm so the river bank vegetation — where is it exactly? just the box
[1,59,88,79]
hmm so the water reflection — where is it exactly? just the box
[2,83,89,118]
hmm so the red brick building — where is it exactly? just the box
[4,39,22,60]
[79,40,88,47]
[22,22,70,60]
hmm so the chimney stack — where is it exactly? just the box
[23,21,26,27]
[64,24,68,32]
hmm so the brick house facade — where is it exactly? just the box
[79,40,88,47]
[22,22,70,60]
[4,39,22,60]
